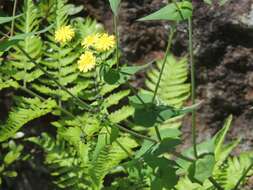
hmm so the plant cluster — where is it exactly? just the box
[0,0,252,190]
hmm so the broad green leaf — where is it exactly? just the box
[0,14,22,24]
[109,0,121,15]
[134,108,157,127]
[138,1,192,21]
[189,154,215,184]
[0,39,20,52]
[120,63,150,76]
[118,63,151,83]
[129,93,155,109]
[177,139,215,174]
[103,68,120,84]
[152,138,181,156]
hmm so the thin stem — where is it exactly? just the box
[152,25,176,103]
[11,0,18,37]
[151,25,176,141]
[154,124,162,141]
[188,17,198,159]
[171,151,195,162]
[232,163,253,190]
[209,177,224,190]
[105,126,133,158]
[16,44,94,112]
[114,123,158,143]
[113,15,119,69]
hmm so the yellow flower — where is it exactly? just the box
[94,33,115,52]
[77,51,96,72]
[55,25,75,44]
[81,34,99,48]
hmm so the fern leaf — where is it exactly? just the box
[0,98,56,142]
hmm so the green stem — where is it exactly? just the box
[151,25,176,141]
[16,44,94,112]
[114,15,119,69]
[209,177,224,190]
[232,163,253,190]
[154,124,162,141]
[114,123,158,143]
[105,126,133,158]
[10,0,18,37]
[152,25,176,103]
[171,151,195,162]
[188,17,198,159]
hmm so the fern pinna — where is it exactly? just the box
[1,0,43,87]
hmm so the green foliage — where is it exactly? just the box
[143,55,190,130]
[138,1,192,21]
[109,0,121,15]
[1,0,43,85]
[0,0,251,189]
[0,97,56,143]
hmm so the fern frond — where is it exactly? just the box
[4,0,43,84]
[90,136,138,189]
[0,98,56,142]
[214,152,253,190]
[145,55,190,108]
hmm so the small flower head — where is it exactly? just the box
[81,34,99,48]
[77,51,96,72]
[55,25,75,44]
[94,33,115,52]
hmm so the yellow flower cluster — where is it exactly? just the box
[82,33,116,52]
[78,33,116,73]
[77,51,96,73]
[55,25,75,44]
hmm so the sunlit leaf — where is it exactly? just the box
[138,1,192,21]
[109,0,121,15]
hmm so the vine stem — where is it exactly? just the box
[188,17,198,159]
[11,0,18,37]
[151,24,176,141]
[113,15,119,69]
[232,163,253,190]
